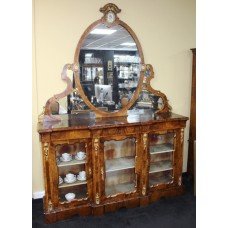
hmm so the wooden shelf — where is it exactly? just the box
[105,182,136,196]
[149,160,173,173]
[82,63,103,67]
[150,143,174,155]
[59,191,88,203]
[57,159,86,167]
[114,62,139,65]
[59,180,87,188]
[149,174,173,186]
[105,157,135,173]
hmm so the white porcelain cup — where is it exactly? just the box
[62,153,71,160]
[78,171,86,179]
[65,193,75,202]
[77,151,85,159]
[66,173,75,181]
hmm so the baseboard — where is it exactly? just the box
[33,191,45,199]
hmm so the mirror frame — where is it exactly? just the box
[73,3,145,117]
[40,3,171,122]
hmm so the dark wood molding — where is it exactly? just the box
[187,48,196,179]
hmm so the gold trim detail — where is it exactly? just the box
[101,167,104,181]
[88,167,92,176]
[142,186,146,196]
[178,176,182,186]
[95,193,100,204]
[143,133,148,150]
[44,143,49,161]
[48,200,53,212]
[94,138,99,156]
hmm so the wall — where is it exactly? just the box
[32,0,196,195]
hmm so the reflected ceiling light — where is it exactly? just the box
[120,42,136,46]
[90,29,117,35]
[85,53,93,57]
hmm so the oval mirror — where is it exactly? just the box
[74,16,144,117]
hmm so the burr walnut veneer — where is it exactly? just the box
[38,110,188,223]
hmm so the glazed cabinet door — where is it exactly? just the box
[48,139,93,210]
[99,135,140,203]
[146,130,177,190]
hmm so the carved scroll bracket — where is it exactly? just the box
[141,64,172,114]
[39,63,79,123]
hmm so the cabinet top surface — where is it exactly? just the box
[37,110,188,133]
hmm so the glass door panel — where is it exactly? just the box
[149,132,175,187]
[104,138,136,196]
[55,142,88,203]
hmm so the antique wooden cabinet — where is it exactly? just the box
[37,3,188,223]
[38,111,187,223]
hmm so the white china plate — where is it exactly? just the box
[59,179,63,185]
[77,175,86,181]
[64,177,77,184]
[75,155,86,161]
[60,156,72,162]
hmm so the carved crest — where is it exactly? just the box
[100,3,121,26]
[100,3,121,15]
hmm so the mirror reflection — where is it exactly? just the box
[131,90,164,112]
[74,24,141,112]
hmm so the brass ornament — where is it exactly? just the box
[142,186,146,196]
[143,133,148,150]
[94,138,99,156]
[178,176,182,186]
[44,143,49,161]
[95,193,100,204]
[101,167,104,181]
[48,200,53,212]
[88,167,92,176]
